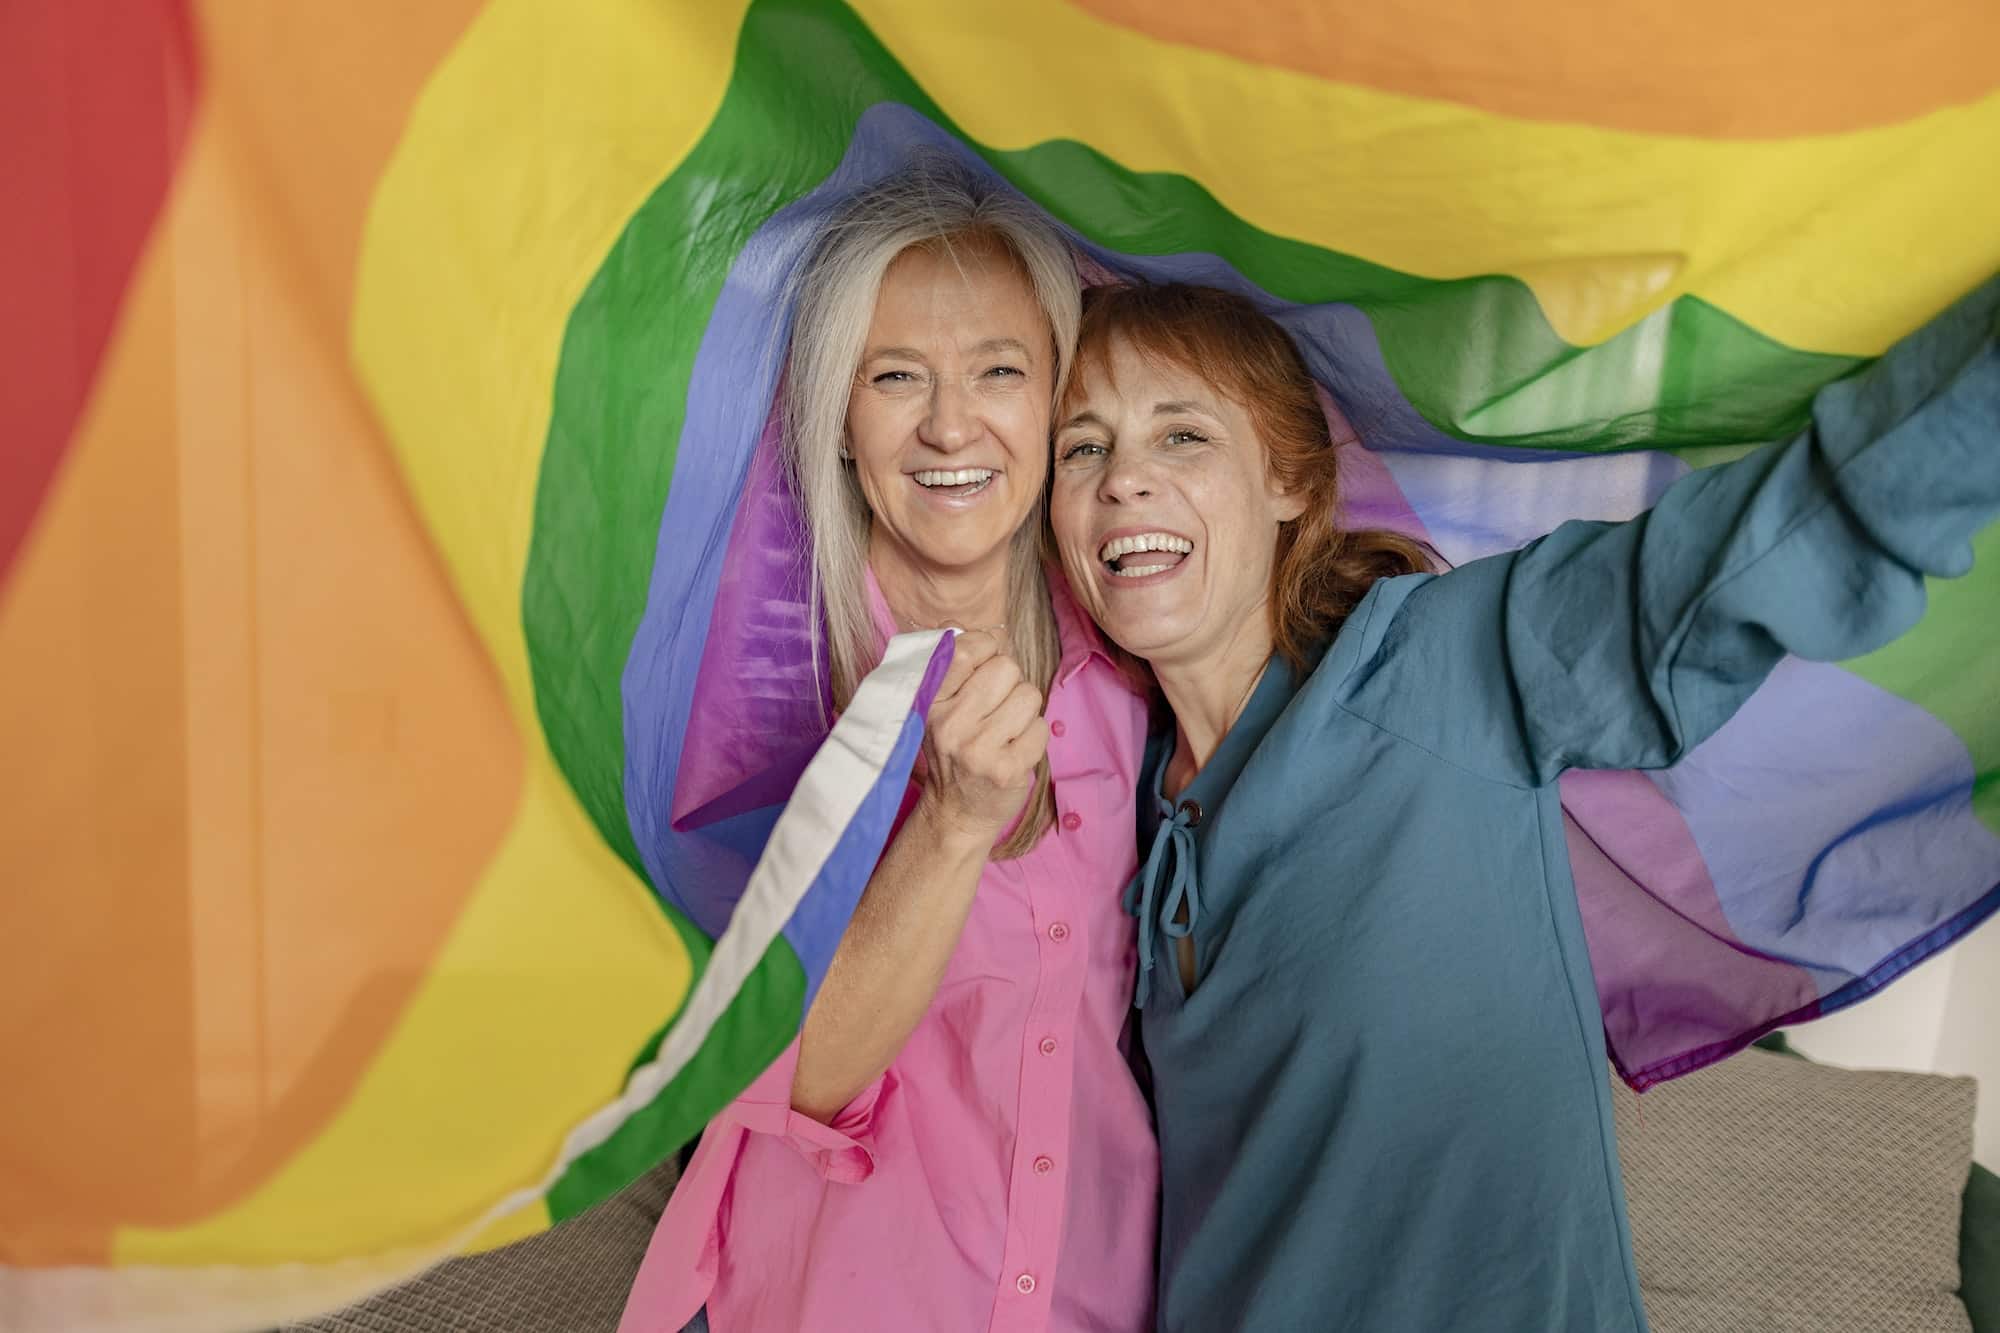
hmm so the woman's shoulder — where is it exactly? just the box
[1290,559,1545,787]
[1309,569,1439,695]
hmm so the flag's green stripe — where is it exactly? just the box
[546,939,806,1219]
[1839,523,2000,836]
[1008,137,1864,452]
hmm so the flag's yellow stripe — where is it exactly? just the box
[854,0,2000,353]
[355,0,747,712]
[115,0,751,1263]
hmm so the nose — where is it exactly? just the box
[1098,450,1153,503]
[918,376,977,453]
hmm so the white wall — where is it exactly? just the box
[1934,920,2000,1170]
[1786,916,2000,1169]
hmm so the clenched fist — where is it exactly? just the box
[915,630,1048,846]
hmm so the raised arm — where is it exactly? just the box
[1343,273,2000,785]
[789,630,1049,1121]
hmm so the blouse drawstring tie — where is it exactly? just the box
[1125,794,1202,1009]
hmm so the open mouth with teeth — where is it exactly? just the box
[912,467,996,498]
[1099,532,1194,579]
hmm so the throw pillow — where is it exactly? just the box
[1612,1046,1975,1332]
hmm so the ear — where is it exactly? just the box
[1269,482,1309,525]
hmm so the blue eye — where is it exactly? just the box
[871,370,916,385]
[1166,429,1209,446]
[985,365,1025,378]
[1060,440,1107,461]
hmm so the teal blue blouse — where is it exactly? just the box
[1131,277,2000,1331]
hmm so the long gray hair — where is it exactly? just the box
[784,155,1080,859]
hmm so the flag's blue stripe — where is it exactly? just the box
[782,636,955,1004]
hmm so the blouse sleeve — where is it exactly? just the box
[617,1040,891,1330]
[710,1036,889,1184]
[1341,273,2000,786]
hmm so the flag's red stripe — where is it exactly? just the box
[0,0,200,584]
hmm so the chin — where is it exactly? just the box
[915,530,1013,572]
[1095,609,1194,665]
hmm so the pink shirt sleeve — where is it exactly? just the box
[717,1036,887,1183]
[618,1039,889,1332]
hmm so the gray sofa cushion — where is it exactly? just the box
[283,1046,1981,1332]
[279,1162,677,1333]
[1612,1046,1976,1332]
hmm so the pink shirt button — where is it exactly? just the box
[1038,1036,1058,1056]
[1061,811,1083,832]
[1016,1274,1037,1295]
[1047,921,1070,943]
[1050,719,1067,738]
[1034,1155,1055,1175]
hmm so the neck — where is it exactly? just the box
[868,528,1015,633]
[1153,609,1276,799]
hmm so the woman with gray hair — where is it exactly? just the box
[621,161,1157,1332]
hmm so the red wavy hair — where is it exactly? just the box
[1064,283,1432,672]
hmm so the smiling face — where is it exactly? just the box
[845,237,1054,587]
[1051,334,1306,672]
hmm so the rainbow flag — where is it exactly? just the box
[4,1,1997,1327]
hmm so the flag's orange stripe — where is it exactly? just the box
[1074,0,2000,137]
[0,0,501,1263]
[0,241,196,1266]
[192,2,489,348]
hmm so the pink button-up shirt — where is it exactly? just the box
[621,571,1156,1333]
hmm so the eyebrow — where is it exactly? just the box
[1056,396,1208,428]
[862,337,1036,362]
[1057,399,1219,432]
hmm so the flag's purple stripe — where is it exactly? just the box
[1624,886,2000,1090]
[1562,770,1820,1076]
[1377,448,1688,566]
[782,635,955,1002]
[671,409,823,833]
[1653,656,2000,984]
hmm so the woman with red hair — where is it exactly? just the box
[1048,278,2000,1331]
